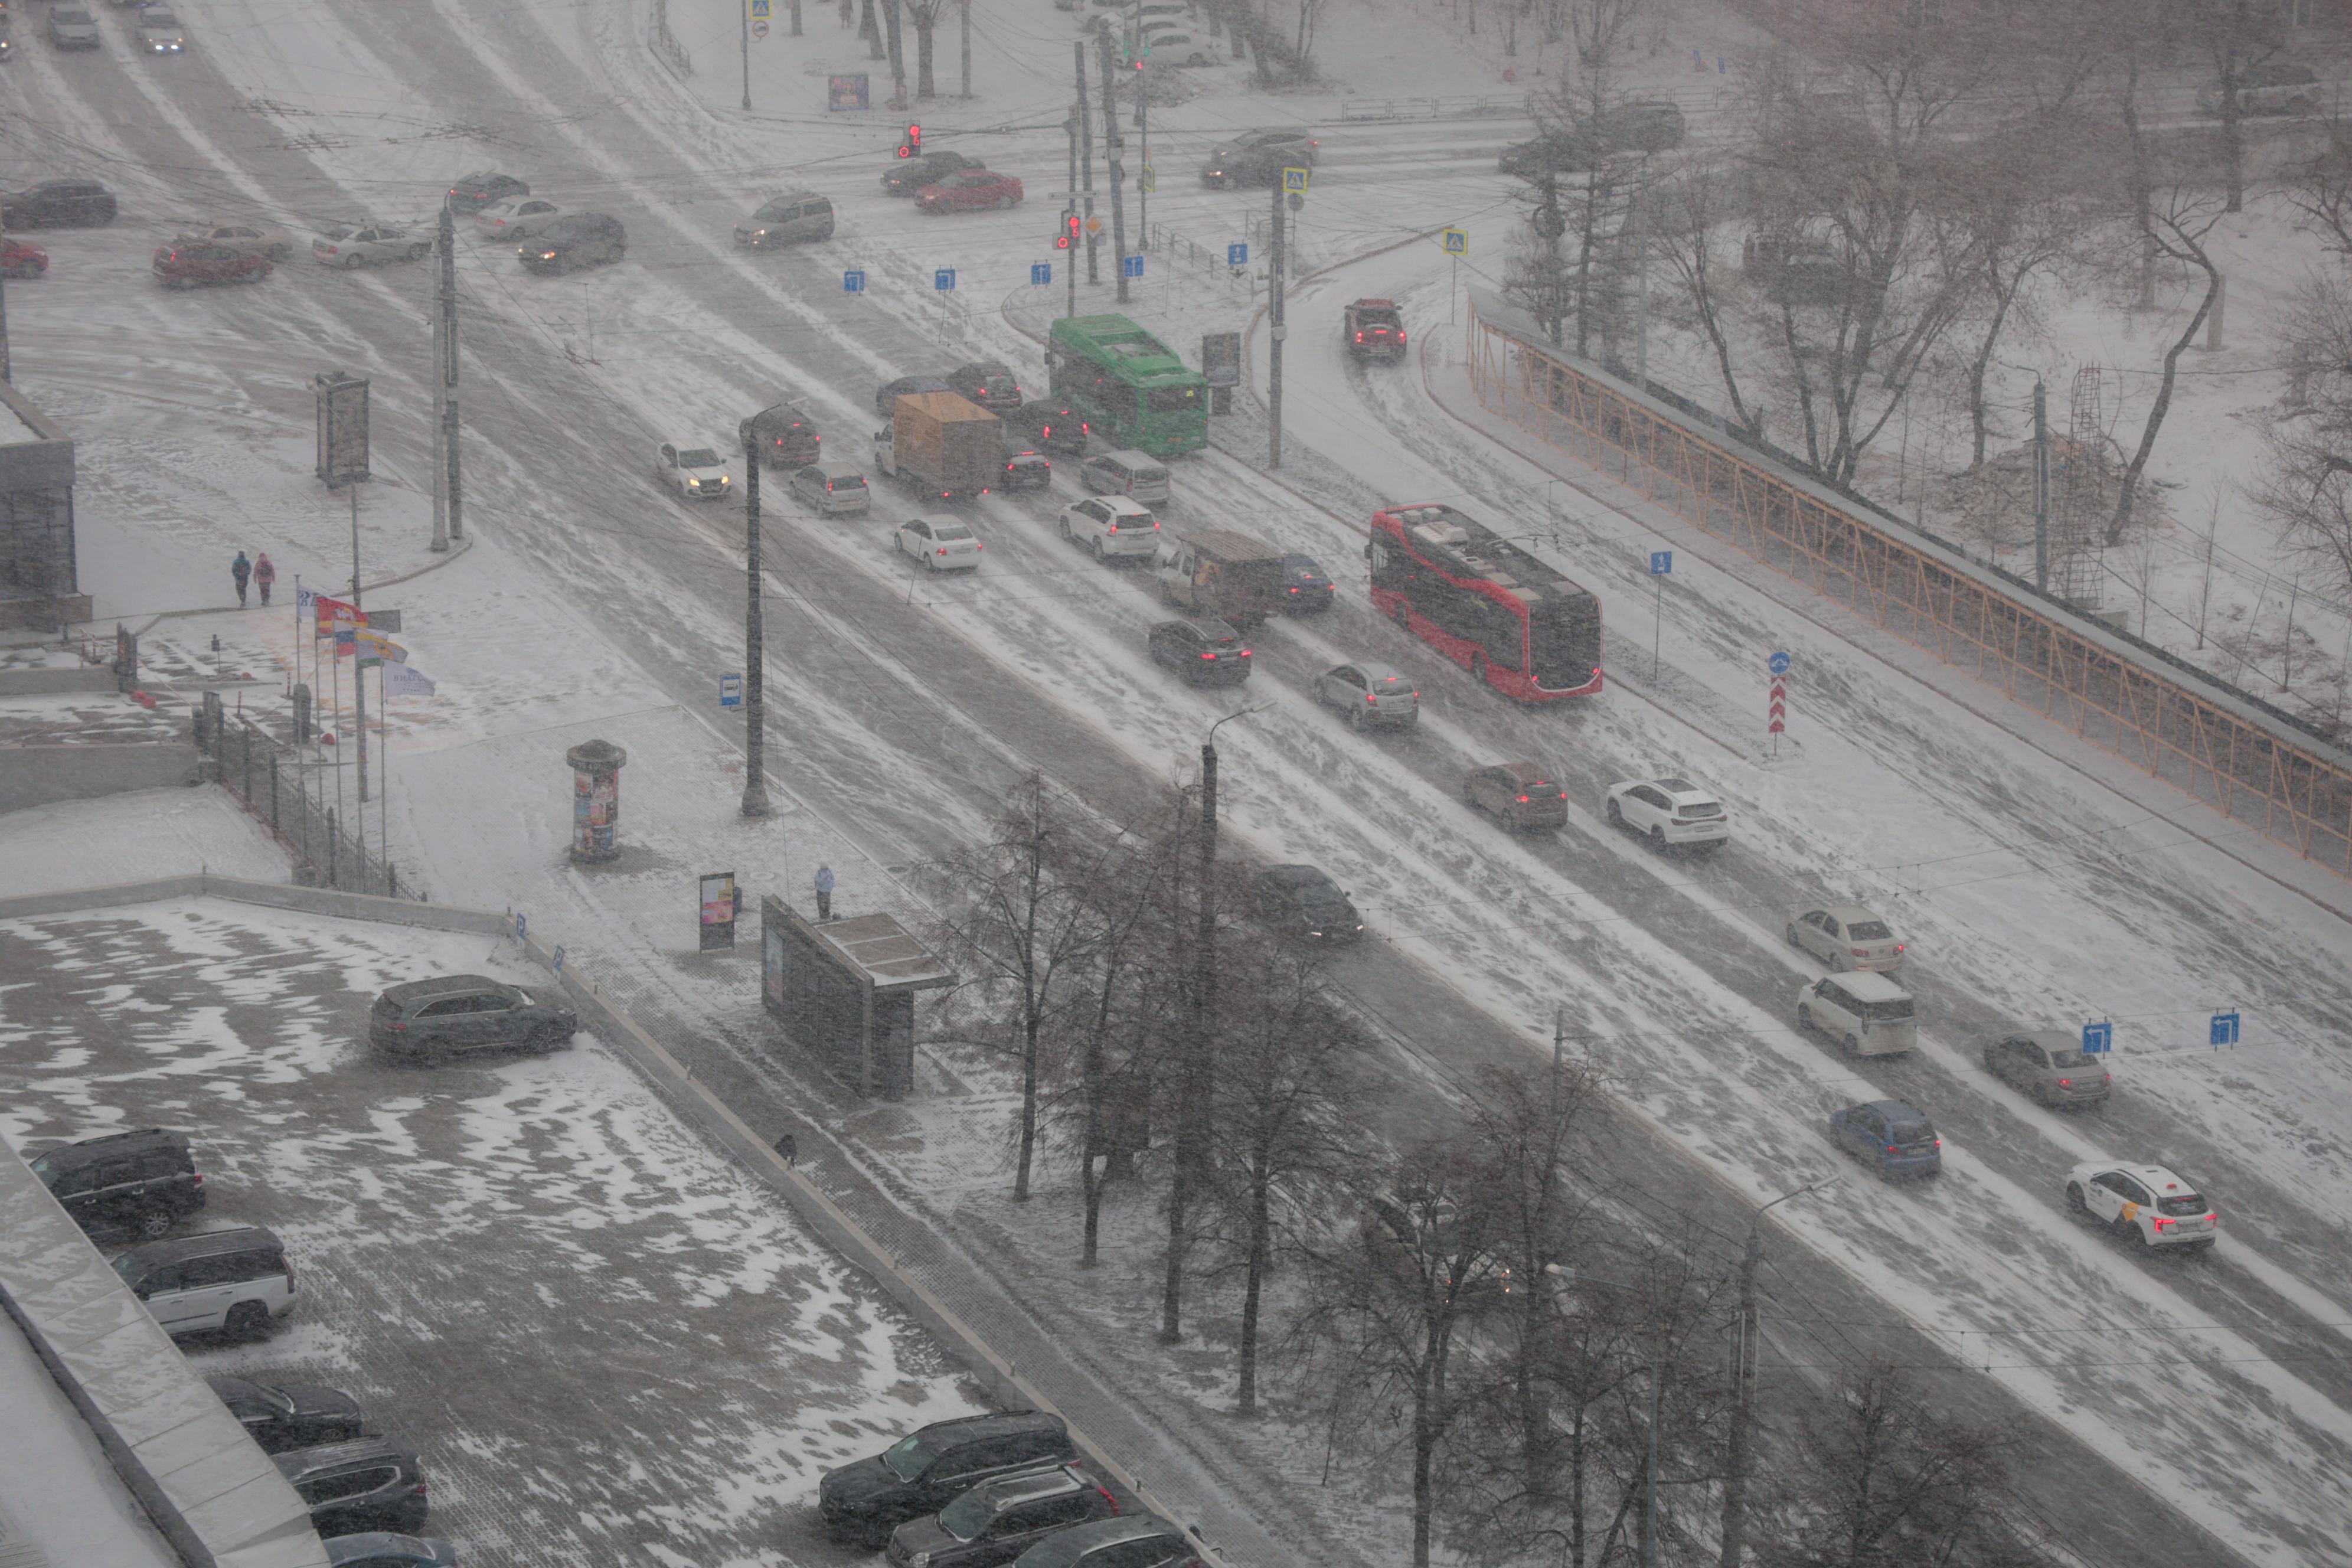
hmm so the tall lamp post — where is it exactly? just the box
[740,435,773,818]
[1161,703,1261,1343]
[1719,1177,1840,1568]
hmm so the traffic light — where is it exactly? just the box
[1058,211,1078,249]
[896,123,922,158]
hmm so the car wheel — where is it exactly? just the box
[2121,1216,2150,1249]
[1844,1033,1861,1054]
[1344,701,1361,728]
[2031,1081,2053,1107]
[1092,537,1108,562]
[998,195,1017,209]
[1648,824,1665,848]
[224,1301,270,1341]
[1797,1004,1814,1033]
[407,243,429,261]
[1393,600,1413,631]
[1058,517,1073,541]
[1785,923,1804,948]
[136,1206,174,1239]
[1469,651,1488,685]
[344,252,364,269]
[1605,796,1623,826]
[535,1023,571,1053]
[2066,1182,2088,1213]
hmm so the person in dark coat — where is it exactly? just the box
[814,864,835,922]
[230,551,251,607]
[253,553,277,606]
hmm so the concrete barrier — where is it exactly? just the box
[0,743,200,815]
[0,666,115,697]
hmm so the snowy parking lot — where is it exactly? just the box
[0,899,982,1568]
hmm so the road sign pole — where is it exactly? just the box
[1075,45,1098,286]
[1269,178,1285,469]
[740,0,752,110]
[1096,30,1130,305]
[1654,574,1662,681]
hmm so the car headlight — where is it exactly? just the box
[910,1554,930,1568]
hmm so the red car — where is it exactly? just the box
[917,169,1023,214]
[1,241,48,279]
[153,242,270,289]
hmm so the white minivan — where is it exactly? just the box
[1080,449,1171,505]
[1796,972,1918,1056]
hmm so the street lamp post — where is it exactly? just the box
[1719,1177,1840,1568]
[740,435,773,818]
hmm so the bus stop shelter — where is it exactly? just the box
[760,897,955,1099]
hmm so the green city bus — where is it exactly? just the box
[1047,313,1210,457]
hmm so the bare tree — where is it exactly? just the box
[2253,270,2352,604]
[1953,125,2076,468]
[857,0,884,59]
[2286,107,2352,254]
[1755,1362,2054,1568]
[2189,0,2284,214]
[1204,953,1368,1414]
[881,0,907,106]
[930,776,1108,1201]
[1653,154,1762,435]
[2109,181,2227,543]
[1292,1154,1512,1568]
[903,0,947,97]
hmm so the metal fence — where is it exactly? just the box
[1465,296,2352,880]
[1139,222,1254,298]
[197,698,410,899]
[1336,93,1527,122]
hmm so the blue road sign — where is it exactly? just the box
[1228,242,1247,266]
[935,268,956,291]
[1649,550,1672,576]
[1123,253,1144,279]
[2082,1020,2113,1055]
[514,912,527,942]
[1031,262,1051,285]
[1769,649,1792,675]
[552,945,566,976]
[843,269,866,293]
[2211,1011,2241,1047]
[720,673,743,708]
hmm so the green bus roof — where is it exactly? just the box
[1051,313,1206,387]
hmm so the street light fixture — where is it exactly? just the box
[1720,1175,1841,1568]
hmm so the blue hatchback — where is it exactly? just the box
[1828,1099,1942,1179]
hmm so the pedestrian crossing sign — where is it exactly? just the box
[1442,228,1469,256]
[1282,166,1309,192]
[749,0,770,17]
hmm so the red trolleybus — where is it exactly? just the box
[1367,502,1603,700]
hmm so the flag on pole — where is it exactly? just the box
[334,626,358,659]
[315,596,367,636]
[296,584,319,616]
[384,664,437,698]
[353,630,407,664]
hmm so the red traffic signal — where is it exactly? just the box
[896,123,923,157]
[1058,211,1079,249]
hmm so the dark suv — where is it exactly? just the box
[1015,401,1090,456]
[445,171,527,215]
[948,361,1024,410]
[886,1464,1122,1568]
[275,1439,430,1537]
[208,1374,365,1453]
[998,430,1052,492]
[2,179,117,228]
[741,401,823,468]
[521,212,625,273]
[1254,864,1364,943]
[820,1411,1076,1549]
[1010,1515,1198,1568]
[28,1128,205,1238]
[368,975,577,1062]
[1147,618,1252,687]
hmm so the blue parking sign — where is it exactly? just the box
[2210,1011,2240,1047]
[1649,550,1672,576]
[935,268,956,291]
[2082,1020,2112,1054]
[1227,242,1247,266]
[1031,262,1051,285]
[1123,254,1144,279]
[843,269,866,293]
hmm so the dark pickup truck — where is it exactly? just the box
[1343,298,1406,363]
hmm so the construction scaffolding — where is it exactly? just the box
[1464,290,2352,880]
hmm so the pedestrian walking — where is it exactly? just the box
[773,1132,798,1167]
[253,553,276,607]
[230,551,251,607]
[814,863,835,922]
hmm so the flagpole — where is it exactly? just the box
[331,629,345,870]
[379,658,390,889]
[292,574,302,711]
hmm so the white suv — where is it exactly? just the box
[1603,776,1729,852]
[2066,1162,2217,1252]
[112,1224,296,1338]
[656,440,730,502]
[1058,495,1159,562]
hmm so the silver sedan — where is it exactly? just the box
[1313,662,1418,729]
[1785,903,1905,971]
[312,223,431,267]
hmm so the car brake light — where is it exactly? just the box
[1355,331,1365,342]
[2057,1079,2071,1087]
[411,1481,427,1495]
[1107,522,1118,532]
[321,244,338,254]
[1200,651,1216,659]
[1517,794,1531,802]
[2103,1073,2112,1083]
[1239,648,1252,657]
[1935,1138,1942,1147]
[1894,942,1906,953]
[1397,331,1406,344]
[1367,692,1380,704]
[1096,1485,1119,1513]
[2154,1217,2172,1230]
[388,1022,406,1031]
[1884,1146,1898,1154]
[826,482,834,491]
[192,1172,204,1186]
[1556,790,1565,798]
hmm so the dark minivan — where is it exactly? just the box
[821,1411,1076,1548]
[368,975,577,1063]
[741,401,823,468]
[275,1439,430,1537]
[886,1463,1122,1568]
[28,1127,205,1238]
[521,212,624,273]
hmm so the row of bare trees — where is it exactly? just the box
[922,775,2055,1568]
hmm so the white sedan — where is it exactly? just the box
[897,514,981,571]
[655,442,730,502]
[1602,776,1729,852]
[2065,1161,2217,1252]
[473,197,565,238]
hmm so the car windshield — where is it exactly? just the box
[1859,996,1915,1022]
[27,1154,54,1181]
[1846,920,1892,940]
[754,200,790,219]
[1146,387,1199,413]
[934,524,974,541]
[249,1381,296,1414]
[110,1254,143,1285]
[936,1488,997,1541]
[2157,1192,2207,1217]
[2044,1047,2092,1069]
[675,449,720,469]
[320,226,356,241]
[880,1434,934,1482]
[145,11,176,22]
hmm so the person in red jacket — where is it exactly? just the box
[253,553,277,607]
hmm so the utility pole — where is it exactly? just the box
[1538,169,1564,348]
[348,485,367,807]
[1136,83,1148,245]
[1269,180,1286,468]
[1631,184,1650,387]
[1065,112,1081,319]
[436,206,463,547]
[959,0,971,96]
[1720,1179,1836,1568]
[740,0,752,110]
[1096,30,1131,305]
[2032,376,2050,593]
[1641,1358,1663,1568]
[741,434,773,818]
[1075,44,1099,286]
[0,210,12,383]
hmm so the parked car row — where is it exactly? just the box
[37,1,179,52]
[822,1411,1200,1568]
